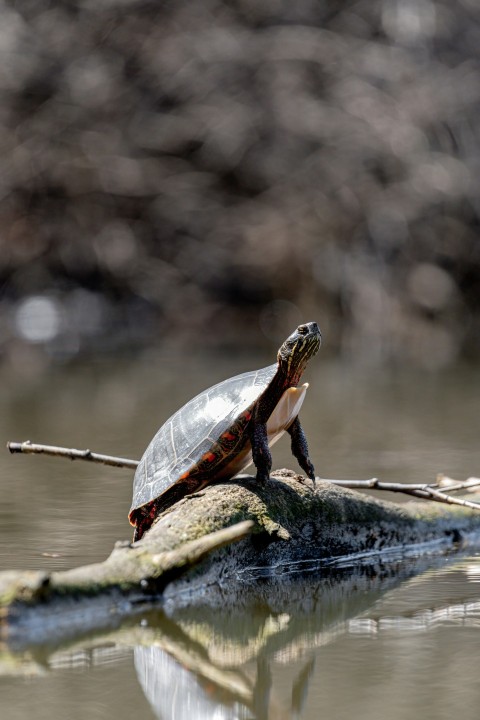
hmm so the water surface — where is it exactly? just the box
[1,355,479,719]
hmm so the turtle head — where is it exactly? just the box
[277,322,322,384]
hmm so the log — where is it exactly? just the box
[2,469,480,644]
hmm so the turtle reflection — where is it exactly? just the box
[131,558,426,720]
[135,646,252,720]
[134,644,310,720]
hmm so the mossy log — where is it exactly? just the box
[2,469,480,643]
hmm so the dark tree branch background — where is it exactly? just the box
[0,0,479,368]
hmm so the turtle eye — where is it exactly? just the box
[298,324,308,335]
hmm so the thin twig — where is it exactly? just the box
[436,475,480,493]
[7,441,139,469]
[321,477,435,491]
[321,476,480,495]
[321,477,480,512]
[414,486,480,512]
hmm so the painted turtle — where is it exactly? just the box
[129,322,321,540]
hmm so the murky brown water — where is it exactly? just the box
[1,353,480,719]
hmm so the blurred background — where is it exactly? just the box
[2,9,480,716]
[1,0,479,373]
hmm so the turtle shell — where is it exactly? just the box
[130,363,278,518]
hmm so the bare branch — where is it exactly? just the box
[7,441,139,469]
[436,474,480,494]
[414,486,480,512]
[321,477,480,512]
[321,477,435,491]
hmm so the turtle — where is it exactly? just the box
[129,321,321,541]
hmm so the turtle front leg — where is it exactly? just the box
[287,416,316,486]
[250,421,272,483]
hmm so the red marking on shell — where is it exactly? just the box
[205,452,216,462]
[243,411,252,421]
[222,431,236,441]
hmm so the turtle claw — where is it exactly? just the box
[304,462,316,488]
[256,470,270,485]
[302,469,316,489]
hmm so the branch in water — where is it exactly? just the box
[321,476,480,512]
[436,474,480,493]
[7,441,139,469]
